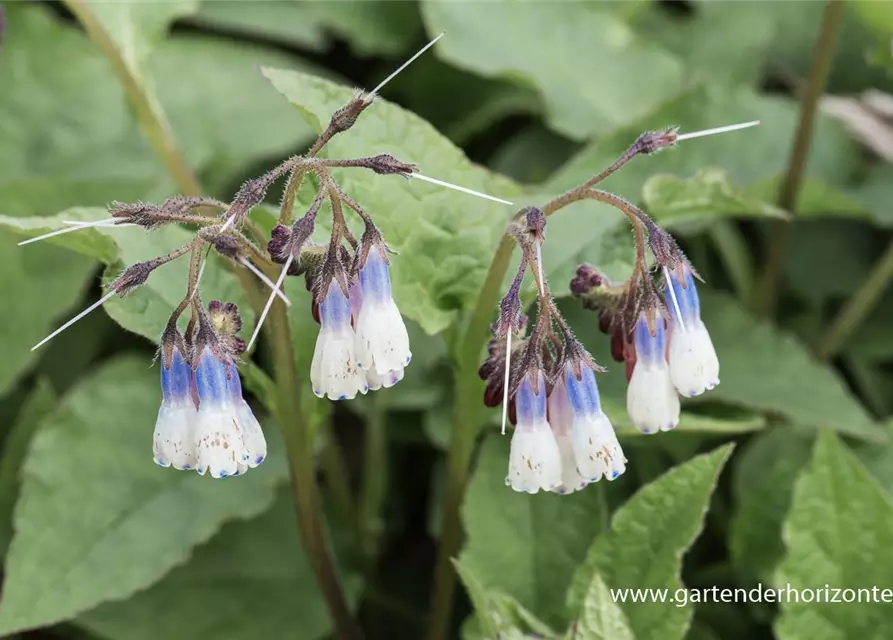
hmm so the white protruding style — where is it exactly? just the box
[501,330,511,436]
[663,266,686,333]
[367,31,446,99]
[31,288,119,351]
[246,255,293,352]
[239,258,291,306]
[408,173,514,205]
[675,120,760,142]
[18,218,133,246]
[665,266,720,396]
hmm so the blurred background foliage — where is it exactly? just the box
[1,1,893,639]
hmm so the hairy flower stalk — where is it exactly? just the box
[428,118,760,639]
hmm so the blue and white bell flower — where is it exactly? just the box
[507,371,562,494]
[153,338,198,471]
[311,282,367,400]
[193,347,266,478]
[353,249,411,384]
[626,310,680,434]
[550,361,625,492]
[665,266,719,397]
[547,378,588,494]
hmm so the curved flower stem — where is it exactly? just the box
[266,302,363,640]
[426,234,513,640]
[427,183,657,639]
[755,0,844,318]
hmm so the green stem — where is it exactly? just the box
[359,394,388,566]
[814,239,893,360]
[755,0,844,318]
[320,417,363,555]
[267,304,363,640]
[427,236,514,640]
[64,0,202,197]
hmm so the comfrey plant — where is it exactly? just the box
[480,121,758,494]
[22,33,514,478]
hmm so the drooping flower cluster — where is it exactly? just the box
[570,219,720,439]
[266,189,412,401]
[481,120,755,493]
[480,208,626,494]
[153,302,267,478]
[20,33,517,477]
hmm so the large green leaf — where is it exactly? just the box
[0,230,96,394]
[153,35,322,194]
[561,291,883,442]
[643,168,789,227]
[729,427,816,583]
[850,1,893,38]
[576,569,636,640]
[547,86,861,199]
[0,381,56,555]
[731,421,893,586]
[459,434,609,626]
[262,67,524,335]
[697,291,882,442]
[78,489,355,640]
[639,0,775,87]
[775,431,893,640]
[421,1,685,141]
[454,560,554,640]
[0,208,251,344]
[0,357,287,635]
[566,446,733,640]
[567,445,732,640]
[0,4,160,195]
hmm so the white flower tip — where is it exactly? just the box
[627,365,681,435]
[367,31,446,98]
[506,427,562,494]
[31,288,119,351]
[668,320,720,398]
[675,120,761,142]
[408,173,514,205]
[247,255,293,352]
